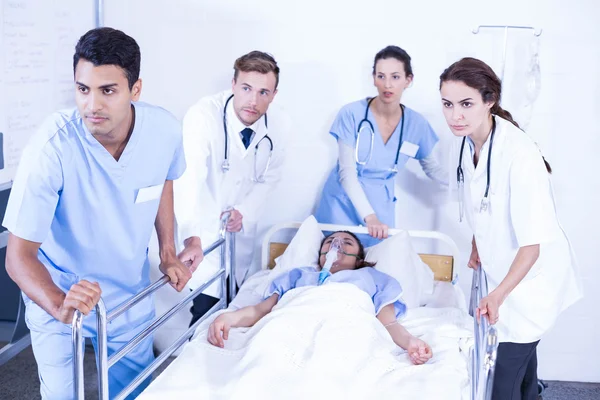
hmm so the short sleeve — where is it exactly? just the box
[414,118,439,160]
[369,269,407,318]
[330,105,357,147]
[3,144,63,243]
[166,120,187,180]
[509,150,558,247]
[264,267,306,299]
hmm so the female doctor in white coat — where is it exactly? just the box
[439,57,582,400]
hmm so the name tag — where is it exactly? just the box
[400,141,419,158]
[135,183,164,204]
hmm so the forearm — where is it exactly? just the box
[155,180,177,261]
[6,239,64,319]
[340,178,374,221]
[385,322,415,350]
[338,142,375,220]
[494,244,540,300]
[377,303,414,349]
[231,294,278,327]
[419,154,448,186]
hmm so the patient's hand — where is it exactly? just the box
[208,312,237,348]
[207,295,279,347]
[407,337,432,365]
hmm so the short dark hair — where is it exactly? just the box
[233,51,280,89]
[73,27,141,90]
[372,45,413,78]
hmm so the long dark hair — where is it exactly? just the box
[320,231,376,269]
[440,57,552,173]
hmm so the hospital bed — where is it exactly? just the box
[71,220,498,399]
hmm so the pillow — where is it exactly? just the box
[253,215,324,296]
[365,231,434,309]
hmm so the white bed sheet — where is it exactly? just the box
[140,271,474,400]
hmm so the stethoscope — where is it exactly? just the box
[221,94,273,183]
[355,97,405,174]
[457,116,496,222]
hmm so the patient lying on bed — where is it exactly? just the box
[207,230,433,365]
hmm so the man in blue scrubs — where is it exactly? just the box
[3,27,203,399]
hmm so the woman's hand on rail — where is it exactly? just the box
[468,237,481,270]
[476,290,505,325]
[179,236,204,273]
[407,337,433,365]
[364,214,388,239]
[208,312,236,348]
[57,280,102,324]
[159,256,192,292]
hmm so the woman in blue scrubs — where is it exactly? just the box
[315,46,444,246]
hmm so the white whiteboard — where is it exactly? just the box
[0,0,96,186]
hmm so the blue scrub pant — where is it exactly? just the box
[25,301,154,400]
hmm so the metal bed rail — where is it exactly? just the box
[469,266,499,400]
[72,213,237,399]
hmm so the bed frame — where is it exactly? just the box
[71,220,498,400]
[71,213,237,400]
[261,222,499,400]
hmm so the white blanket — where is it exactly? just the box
[140,283,473,400]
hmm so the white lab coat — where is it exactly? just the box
[452,116,582,343]
[174,90,286,295]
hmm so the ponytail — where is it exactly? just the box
[491,104,519,128]
[542,158,553,174]
[491,104,552,174]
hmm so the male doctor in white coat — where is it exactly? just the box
[174,51,285,325]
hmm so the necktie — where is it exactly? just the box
[241,128,253,149]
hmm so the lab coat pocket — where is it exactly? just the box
[488,189,509,218]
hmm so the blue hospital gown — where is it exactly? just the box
[265,267,407,318]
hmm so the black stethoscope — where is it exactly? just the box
[355,97,405,173]
[457,116,496,222]
[222,94,273,183]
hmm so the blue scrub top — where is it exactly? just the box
[265,266,407,319]
[3,102,185,333]
[315,99,438,246]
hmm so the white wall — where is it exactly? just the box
[105,0,599,382]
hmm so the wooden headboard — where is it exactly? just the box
[267,242,453,282]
